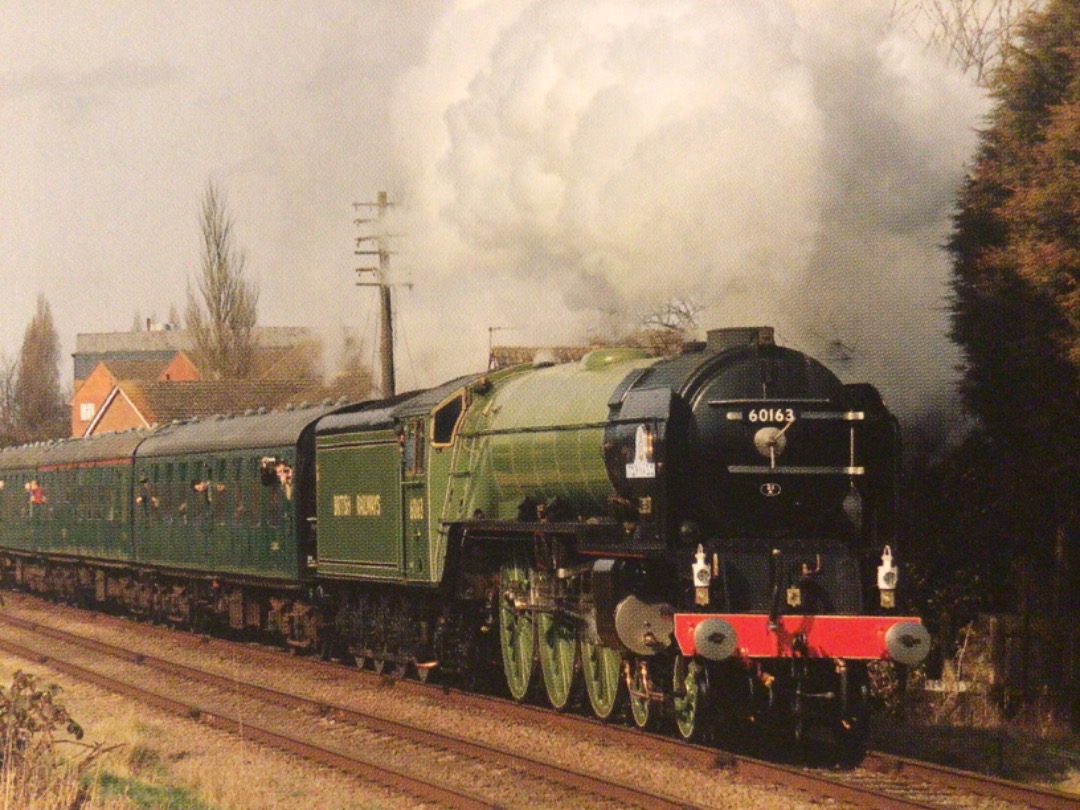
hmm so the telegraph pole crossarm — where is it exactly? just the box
[352,191,407,399]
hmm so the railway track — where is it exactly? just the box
[0,610,710,810]
[858,751,1080,810]
[0,597,1076,810]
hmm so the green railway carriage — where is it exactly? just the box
[0,431,144,564]
[132,404,335,582]
[0,443,52,554]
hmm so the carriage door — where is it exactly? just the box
[400,418,428,580]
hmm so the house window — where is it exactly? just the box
[79,402,95,421]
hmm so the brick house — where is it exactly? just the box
[82,379,323,436]
[71,326,324,437]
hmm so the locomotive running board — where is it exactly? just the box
[673,613,925,660]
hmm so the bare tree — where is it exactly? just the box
[629,298,703,354]
[186,182,259,379]
[641,297,704,334]
[324,327,374,402]
[891,0,1043,85]
[582,297,705,356]
[13,295,68,442]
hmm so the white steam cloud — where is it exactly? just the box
[387,0,985,420]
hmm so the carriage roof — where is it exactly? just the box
[136,402,340,458]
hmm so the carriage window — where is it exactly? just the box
[137,473,158,520]
[250,459,262,527]
[432,393,465,447]
[108,485,118,522]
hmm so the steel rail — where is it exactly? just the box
[3,598,1077,810]
[862,751,1080,810]
[0,634,495,810]
[0,613,710,810]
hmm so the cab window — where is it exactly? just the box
[431,392,466,447]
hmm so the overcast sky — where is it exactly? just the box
[1,1,987,419]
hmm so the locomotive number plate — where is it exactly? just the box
[745,407,796,423]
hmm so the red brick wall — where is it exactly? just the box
[92,391,147,435]
[159,351,200,381]
[70,363,116,437]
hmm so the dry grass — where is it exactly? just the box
[0,654,414,810]
[0,661,210,810]
[0,667,132,810]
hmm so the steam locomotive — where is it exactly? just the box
[0,326,928,746]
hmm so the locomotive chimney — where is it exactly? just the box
[706,326,775,353]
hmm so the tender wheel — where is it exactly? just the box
[498,563,536,701]
[579,636,624,721]
[537,612,580,711]
[628,658,658,730]
[672,656,709,742]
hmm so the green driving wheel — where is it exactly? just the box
[673,656,708,741]
[537,612,579,710]
[629,658,658,730]
[498,563,536,701]
[580,636,624,721]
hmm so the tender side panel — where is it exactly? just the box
[316,430,404,580]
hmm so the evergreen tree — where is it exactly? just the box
[949,0,1079,718]
[12,295,68,443]
[186,182,259,379]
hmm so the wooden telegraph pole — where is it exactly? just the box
[354,192,405,398]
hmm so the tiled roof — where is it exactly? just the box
[118,379,319,426]
[99,359,170,381]
[238,341,322,381]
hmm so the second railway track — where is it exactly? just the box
[0,596,1075,810]
[0,609,717,810]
